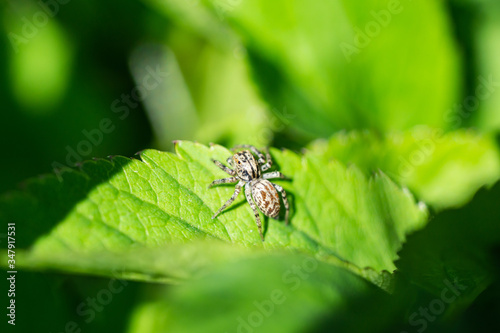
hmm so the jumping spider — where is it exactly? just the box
[208,145,289,241]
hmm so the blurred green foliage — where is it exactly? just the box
[1,0,500,332]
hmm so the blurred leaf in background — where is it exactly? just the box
[126,254,398,333]
[178,0,462,138]
[309,127,500,209]
[447,0,500,132]
[0,0,162,193]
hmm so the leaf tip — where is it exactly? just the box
[134,150,146,157]
[417,201,428,213]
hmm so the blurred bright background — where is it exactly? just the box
[2,0,500,332]
[2,0,500,194]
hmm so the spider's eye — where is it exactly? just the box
[237,161,241,165]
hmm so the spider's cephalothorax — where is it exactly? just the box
[233,150,261,181]
[209,145,289,241]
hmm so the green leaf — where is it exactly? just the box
[195,0,461,136]
[136,31,272,150]
[0,141,426,284]
[125,254,398,333]
[309,128,500,209]
[473,4,500,132]
[396,181,500,312]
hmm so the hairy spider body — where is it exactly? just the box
[234,150,260,181]
[250,179,281,218]
[209,145,289,241]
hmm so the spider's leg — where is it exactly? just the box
[272,184,290,225]
[263,171,286,180]
[233,145,267,166]
[244,184,264,241]
[208,177,237,188]
[211,181,243,219]
[226,157,234,167]
[212,159,235,176]
[260,147,272,171]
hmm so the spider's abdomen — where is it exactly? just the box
[251,179,280,218]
